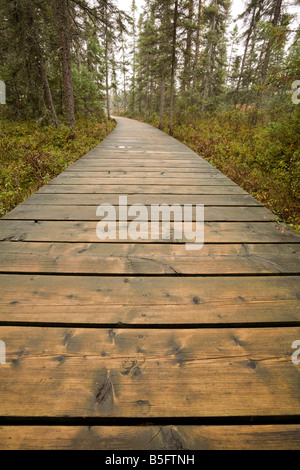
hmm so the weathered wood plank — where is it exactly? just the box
[37,184,247,195]
[91,158,204,163]
[83,157,208,162]
[0,221,298,243]
[50,177,235,186]
[0,327,299,417]
[1,425,300,450]
[0,275,298,324]
[0,243,298,274]
[4,204,276,221]
[83,148,200,154]
[64,170,221,176]
[69,164,218,171]
[69,160,214,168]
[22,193,262,206]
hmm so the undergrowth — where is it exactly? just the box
[0,113,116,217]
[132,108,300,233]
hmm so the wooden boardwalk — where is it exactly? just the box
[0,116,300,450]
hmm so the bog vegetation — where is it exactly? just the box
[0,0,299,229]
[0,114,115,216]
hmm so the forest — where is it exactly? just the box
[0,0,299,230]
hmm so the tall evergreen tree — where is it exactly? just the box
[52,0,76,133]
[200,0,230,110]
[181,0,195,97]
[192,0,204,92]
[169,0,179,135]
[129,0,138,114]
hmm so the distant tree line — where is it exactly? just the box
[114,0,299,134]
[0,0,299,136]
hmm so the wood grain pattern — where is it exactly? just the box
[63,170,222,176]
[0,220,298,243]
[0,275,298,324]
[0,242,298,274]
[1,425,300,450]
[0,326,299,418]
[22,193,262,206]
[69,161,216,168]
[50,177,235,186]
[3,204,276,221]
[37,184,247,195]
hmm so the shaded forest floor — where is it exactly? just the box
[133,109,300,234]
[0,115,116,217]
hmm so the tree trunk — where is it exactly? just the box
[261,0,282,85]
[159,70,166,130]
[202,6,216,111]
[104,2,111,119]
[192,0,202,91]
[53,0,75,134]
[169,0,178,136]
[131,1,137,115]
[182,0,194,95]
[36,48,60,128]
[25,4,59,128]
[121,40,127,112]
[236,3,258,93]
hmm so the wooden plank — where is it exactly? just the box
[83,147,197,152]
[50,177,235,186]
[0,275,298,325]
[81,155,209,160]
[0,327,299,417]
[64,169,221,175]
[1,425,300,450]
[3,205,277,221]
[37,184,247,195]
[22,194,262,206]
[0,221,298,243]
[69,163,218,169]
[69,161,214,168]
[83,154,204,159]
[0,243,298,275]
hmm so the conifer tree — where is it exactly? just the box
[169,0,179,135]
[200,0,230,111]
[52,0,76,133]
